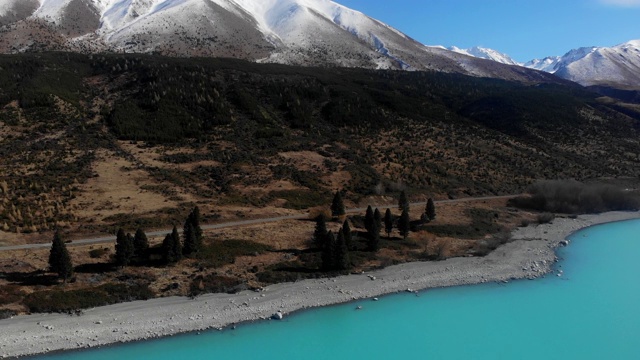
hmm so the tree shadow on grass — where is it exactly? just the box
[74,262,117,273]
[3,271,59,286]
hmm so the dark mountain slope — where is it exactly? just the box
[0,52,639,233]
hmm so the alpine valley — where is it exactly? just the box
[452,40,640,91]
[0,0,561,82]
[0,1,640,346]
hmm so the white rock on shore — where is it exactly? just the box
[1,211,638,358]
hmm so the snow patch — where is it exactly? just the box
[0,0,16,17]
[449,46,521,66]
[33,0,74,21]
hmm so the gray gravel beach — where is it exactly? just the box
[1,211,638,359]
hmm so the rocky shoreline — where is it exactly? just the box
[2,211,639,359]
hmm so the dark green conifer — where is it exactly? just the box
[183,223,199,256]
[335,229,350,270]
[398,190,409,212]
[426,198,436,221]
[342,219,352,249]
[190,206,203,242]
[162,233,175,264]
[373,208,382,236]
[183,207,203,256]
[398,207,411,240]
[331,190,346,217]
[313,214,328,249]
[368,228,380,252]
[162,226,182,264]
[364,205,375,234]
[133,228,149,259]
[171,226,182,262]
[384,208,394,238]
[322,231,337,271]
[115,228,134,267]
[49,231,73,283]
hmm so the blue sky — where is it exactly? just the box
[337,0,640,62]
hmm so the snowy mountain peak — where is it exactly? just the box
[554,40,640,88]
[0,0,562,83]
[448,45,521,66]
[524,56,561,73]
[458,40,640,89]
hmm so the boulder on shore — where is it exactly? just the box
[271,311,284,320]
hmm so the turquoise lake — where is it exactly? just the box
[32,219,640,359]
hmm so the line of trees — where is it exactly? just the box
[313,190,440,270]
[314,214,352,271]
[46,192,438,283]
[315,191,440,264]
[48,206,205,283]
[161,206,204,264]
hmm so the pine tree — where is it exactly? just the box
[313,215,328,249]
[182,224,199,256]
[384,208,394,238]
[368,228,380,252]
[190,206,203,242]
[426,198,436,221]
[133,228,149,259]
[331,190,346,217]
[322,231,337,271]
[162,226,182,264]
[335,229,350,270]
[365,206,381,247]
[342,220,352,249]
[162,233,175,264]
[398,190,409,212]
[183,223,199,256]
[171,226,182,262]
[183,207,203,256]
[115,228,134,267]
[49,231,73,283]
[364,205,375,234]
[398,207,411,240]
[373,208,382,236]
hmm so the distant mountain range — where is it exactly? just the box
[0,0,562,84]
[451,41,640,90]
[0,0,637,90]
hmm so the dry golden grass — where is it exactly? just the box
[278,151,327,172]
[0,198,534,314]
[70,149,181,221]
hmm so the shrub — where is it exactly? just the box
[189,275,246,297]
[89,248,109,258]
[509,180,640,214]
[23,283,154,313]
[0,285,24,305]
[196,240,272,268]
[0,309,17,320]
[537,213,555,224]
[472,231,512,256]
[271,190,330,210]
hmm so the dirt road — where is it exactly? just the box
[0,195,516,251]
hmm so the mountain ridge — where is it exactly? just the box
[454,40,640,89]
[0,0,557,84]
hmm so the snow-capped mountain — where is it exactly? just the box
[454,40,640,89]
[525,47,597,74]
[523,56,561,73]
[448,46,521,66]
[552,41,640,89]
[0,0,554,83]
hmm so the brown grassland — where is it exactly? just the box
[1,53,640,315]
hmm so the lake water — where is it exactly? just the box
[32,219,640,360]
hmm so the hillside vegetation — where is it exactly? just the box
[0,52,639,236]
